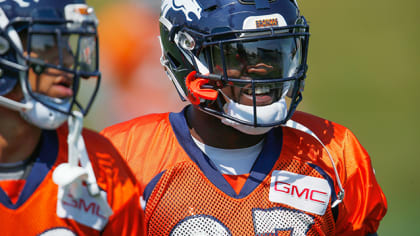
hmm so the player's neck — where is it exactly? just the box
[0,106,42,163]
[186,105,265,149]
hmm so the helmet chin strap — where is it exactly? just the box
[215,97,346,206]
[221,96,287,135]
[19,99,69,130]
[212,87,345,206]
[283,120,345,208]
[0,94,69,130]
[52,111,113,217]
[218,89,288,135]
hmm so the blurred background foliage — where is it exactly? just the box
[86,0,419,234]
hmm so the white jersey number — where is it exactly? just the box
[170,215,232,236]
[169,208,314,236]
[253,208,315,235]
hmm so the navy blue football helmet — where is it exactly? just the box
[159,0,309,133]
[0,0,99,129]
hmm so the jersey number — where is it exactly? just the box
[169,207,315,236]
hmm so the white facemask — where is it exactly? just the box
[221,96,288,135]
[219,82,291,135]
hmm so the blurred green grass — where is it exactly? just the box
[300,0,420,235]
[86,0,420,234]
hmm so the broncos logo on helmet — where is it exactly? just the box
[161,0,202,21]
[0,0,39,7]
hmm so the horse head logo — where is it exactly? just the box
[161,0,202,22]
[0,0,39,8]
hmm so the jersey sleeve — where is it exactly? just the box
[335,129,387,235]
[83,129,145,235]
[100,113,181,197]
[102,192,145,236]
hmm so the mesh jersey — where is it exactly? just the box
[0,126,143,236]
[101,108,387,236]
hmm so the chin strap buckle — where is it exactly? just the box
[185,71,218,105]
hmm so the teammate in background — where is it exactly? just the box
[102,0,387,235]
[0,0,142,235]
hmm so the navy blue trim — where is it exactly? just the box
[0,130,58,209]
[307,163,338,207]
[367,233,378,236]
[169,107,282,199]
[238,128,282,198]
[144,171,165,203]
[169,109,236,197]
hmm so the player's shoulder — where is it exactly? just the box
[56,123,109,145]
[56,125,138,192]
[292,110,349,131]
[291,110,346,129]
[82,127,113,145]
[79,128,131,174]
[101,112,171,138]
[289,110,354,144]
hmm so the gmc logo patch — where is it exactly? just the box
[269,170,331,215]
[274,181,329,204]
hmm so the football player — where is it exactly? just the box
[102,0,387,235]
[0,0,143,235]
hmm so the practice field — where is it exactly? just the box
[300,1,420,235]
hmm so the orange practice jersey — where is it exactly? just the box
[0,126,143,236]
[102,108,387,235]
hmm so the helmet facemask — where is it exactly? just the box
[159,0,309,134]
[23,7,100,117]
[173,23,309,133]
[0,4,100,129]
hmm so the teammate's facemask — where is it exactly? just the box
[0,2,100,129]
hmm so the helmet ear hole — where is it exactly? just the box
[0,36,10,55]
